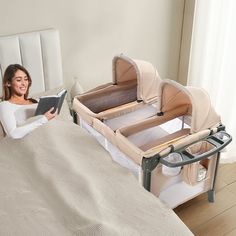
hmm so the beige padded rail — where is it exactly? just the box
[140,128,190,152]
[119,105,189,137]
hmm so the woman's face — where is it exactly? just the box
[9,69,29,97]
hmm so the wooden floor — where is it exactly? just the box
[174,162,236,236]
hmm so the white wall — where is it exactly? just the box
[0,0,184,92]
[177,0,195,85]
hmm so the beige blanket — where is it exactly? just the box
[0,120,192,235]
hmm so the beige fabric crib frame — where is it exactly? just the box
[73,60,232,208]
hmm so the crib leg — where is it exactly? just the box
[143,170,151,191]
[208,152,220,203]
[72,110,78,124]
[142,155,160,192]
[208,190,215,202]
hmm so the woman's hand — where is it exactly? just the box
[44,107,58,121]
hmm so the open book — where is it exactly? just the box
[35,89,67,116]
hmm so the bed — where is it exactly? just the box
[0,29,193,235]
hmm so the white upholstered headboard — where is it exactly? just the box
[0,29,63,97]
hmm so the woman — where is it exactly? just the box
[0,64,57,139]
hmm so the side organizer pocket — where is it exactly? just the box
[182,161,207,185]
[182,141,216,186]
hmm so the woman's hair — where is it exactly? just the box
[2,64,32,101]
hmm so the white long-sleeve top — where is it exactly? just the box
[0,101,48,139]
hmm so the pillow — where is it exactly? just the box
[31,86,73,122]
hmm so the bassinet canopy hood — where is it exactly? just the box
[112,54,162,103]
[157,79,221,133]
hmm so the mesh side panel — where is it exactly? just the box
[80,83,137,113]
